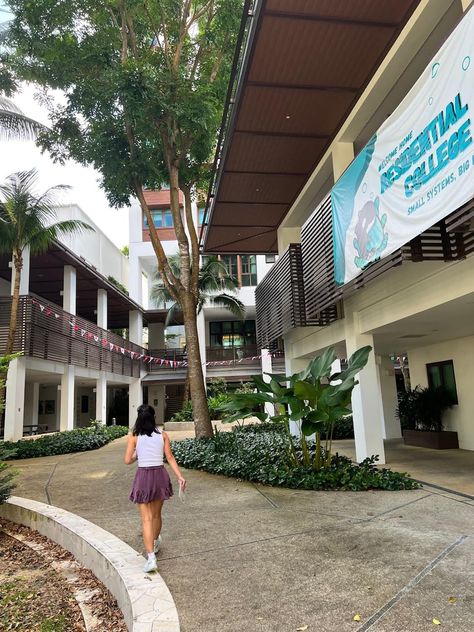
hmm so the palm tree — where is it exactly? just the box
[0,94,46,140]
[0,169,93,355]
[151,254,245,326]
[152,254,246,403]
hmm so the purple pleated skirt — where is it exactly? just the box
[129,466,174,504]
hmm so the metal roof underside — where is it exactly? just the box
[203,0,421,254]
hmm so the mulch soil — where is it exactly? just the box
[0,519,127,632]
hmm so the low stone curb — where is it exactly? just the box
[164,417,261,432]
[0,496,180,632]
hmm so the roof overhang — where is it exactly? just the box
[202,0,421,254]
[0,240,143,328]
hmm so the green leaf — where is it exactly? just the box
[309,346,337,379]
[293,381,318,405]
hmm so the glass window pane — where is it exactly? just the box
[428,365,442,389]
[210,322,221,334]
[442,363,458,404]
[222,321,232,333]
[198,208,205,225]
[152,211,163,228]
[164,210,173,227]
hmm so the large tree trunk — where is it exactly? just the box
[182,297,212,438]
[6,250,22,356]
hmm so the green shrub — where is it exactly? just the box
[171,393,232,422]
[1,425,128,460]
[332,415,354,439]
[0,444,17,503]
[171,426,420,492]
[207,378,227,397]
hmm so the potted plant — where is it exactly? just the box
[397,385,458,449]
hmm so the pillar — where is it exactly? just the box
[95,374,107,424]
[129,255,143,305]
[129,378,143,428]
[129,310,143,346]
[148,384,166,425]
[148,322,165,350]
[4,357,26,441]
[60,365,75,431]
[97,289,108,330]
[62,265,77,314]
[10,245,30,296]
[31,382,40,428]
[332,142,354,181]
[261,349,274,418]
[378,356,402,439]
[345,319,385,463]
[277,227,301,254]
[197,309,207,385]
[284,353,309,436]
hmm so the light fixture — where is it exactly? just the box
[285,114,291,119]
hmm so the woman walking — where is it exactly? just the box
[125,405,186,572]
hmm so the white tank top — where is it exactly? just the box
[136,431,164,467]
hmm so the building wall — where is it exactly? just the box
[0,277,10,296]
[54,205,129,289]
[409,336,474,450]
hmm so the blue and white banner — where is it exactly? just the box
[332,9,474,285]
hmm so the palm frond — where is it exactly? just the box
[205,293,246,319]
[0,106,47,141]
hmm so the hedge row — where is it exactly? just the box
[171,424,419,492]
[1,425,129,460]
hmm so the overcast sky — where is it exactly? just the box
[0,1,130,250]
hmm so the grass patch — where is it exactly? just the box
[171,424,420,491]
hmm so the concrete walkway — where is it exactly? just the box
[10,436,474,632]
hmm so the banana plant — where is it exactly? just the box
[221,345,372,470]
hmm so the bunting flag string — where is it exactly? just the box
[31,298,283,369]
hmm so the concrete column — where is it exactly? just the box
[129,310,143,345]
[148,322,165,349]
[31,382,40,428]
[97,289,108,330]
[378,356,402,439]
[129,378,143,428]
[277,227,301,255]
[462,0,473,11]
[62,265,77,314]
[332,142,354,181]
[95,374,107,424]
[148,384,166,425]
[284,353,309,436]
[129,254,143,305]
[60,365,75,431]
[345,319,385,463]
[10,245,30,297]
[197,309,207,385]
[4,357,26,441]
[261,349,274,418]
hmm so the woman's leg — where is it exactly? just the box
[138,502,155,554]
[151,499,164,540]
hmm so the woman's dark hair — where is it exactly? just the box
[133,405,159,436]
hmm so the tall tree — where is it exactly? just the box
[0,169,92,355]
[6,0,244,437]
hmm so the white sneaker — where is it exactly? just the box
[143,556,157,573]
[154,535,162,554]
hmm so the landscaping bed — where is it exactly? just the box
[1,425,129,460]
[171,424,420,491]
[0,519,127,632]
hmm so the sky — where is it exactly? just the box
[0,6,130,249]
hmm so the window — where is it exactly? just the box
[221,255,238,283]
[265,254,276,264]
[427,360,458,405]
[209,320,256,347]
[143,209,174,229]
[198,208,205,225]
[241,255,257,286]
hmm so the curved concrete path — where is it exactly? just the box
[10,436,474,632]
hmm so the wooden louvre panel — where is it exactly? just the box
[0,296,144,378]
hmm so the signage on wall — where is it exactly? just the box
[332,8,474,285]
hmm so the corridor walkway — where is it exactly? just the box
[10,435,474,632]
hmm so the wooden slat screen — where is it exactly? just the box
[0,295,144,377]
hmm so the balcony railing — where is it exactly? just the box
[0,295,145,377]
